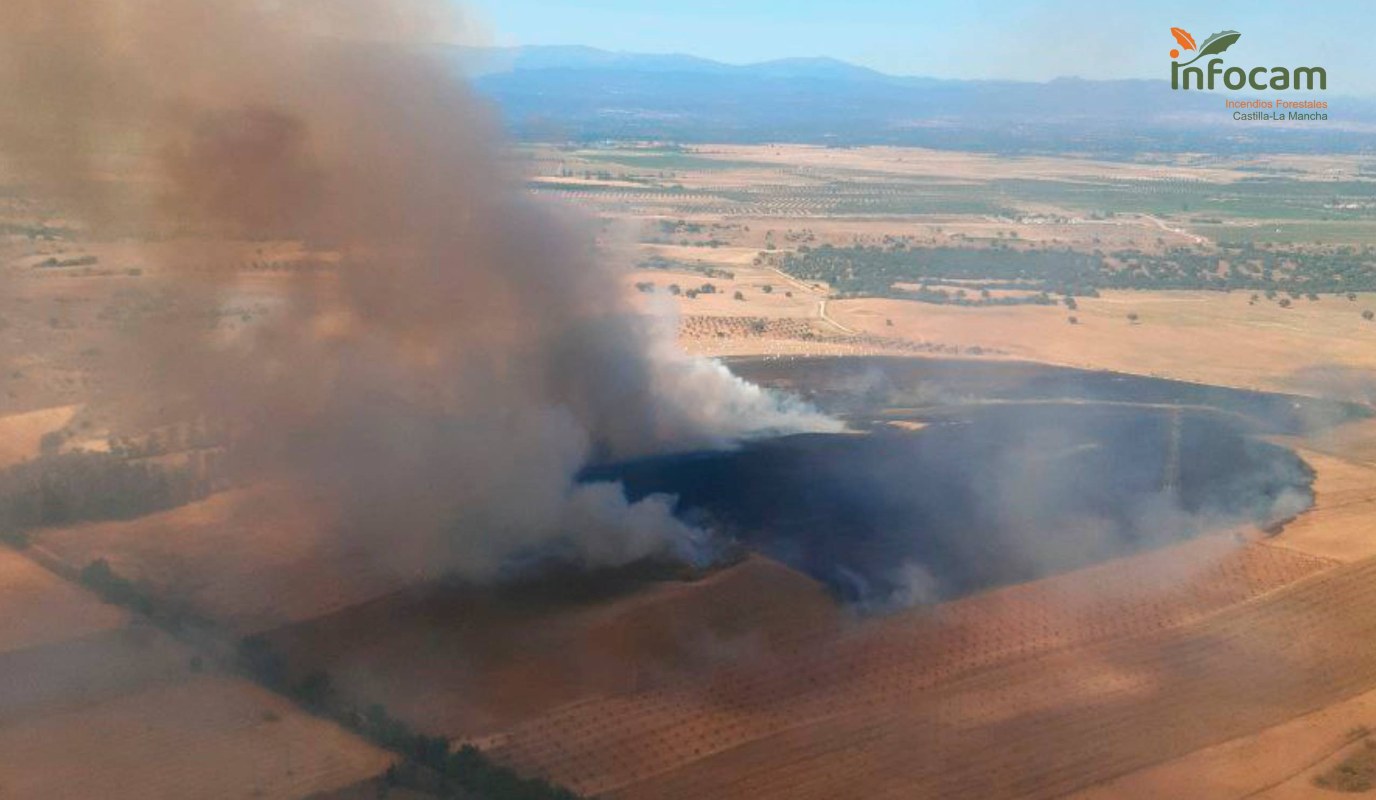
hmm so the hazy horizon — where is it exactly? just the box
[467,0,1375,95]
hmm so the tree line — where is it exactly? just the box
[0,451,210,536]
[236,633,582,800]
[779,241,1376,301]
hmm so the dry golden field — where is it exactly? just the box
[31,485,421,634]
[0,530,391,799]
[0,670,393,800]
[483,533,1340,798]
[264,556,842,740]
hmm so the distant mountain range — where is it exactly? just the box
[447,45,1376,154]
[452,45,891,82]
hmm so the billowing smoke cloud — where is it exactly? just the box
[0,0,837,579]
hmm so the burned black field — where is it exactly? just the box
[585,357,1360,607]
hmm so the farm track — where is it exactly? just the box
[487,540,1334,797]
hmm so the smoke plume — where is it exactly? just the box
[0,0,836,580]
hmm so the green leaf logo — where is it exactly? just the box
[1178,30,1241,66]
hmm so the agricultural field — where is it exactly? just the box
[517,143,1376,396]
[11,0,1376,796]
[485,142,1376,799]
[2,138,1376,800]
[601,547,1376,800]
[484,533,1343,798]
[257,556,842,740]
[0,530,391,799]
[0,669,394,800]
[0,544,126,655]
[29,485,422,634]
[528,143,1376,228]
[0,404,79,468]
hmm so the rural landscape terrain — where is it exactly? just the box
[4,4,1376,800]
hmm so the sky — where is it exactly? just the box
[463,0,1374,95]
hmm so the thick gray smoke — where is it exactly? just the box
[0,0,837,580]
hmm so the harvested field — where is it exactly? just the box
[262,556,842,739]
[587,552,1376,799]
[486,537,1334,797]
[1072,706,1376,800]
[0,588,391,800]
[0,623,191,727]
[30,485,417,633]
[1265,449,1376,562]
[824,291,1376,395]
[0,545,125,654]
[0,404,78,468]
[0,673,393,800]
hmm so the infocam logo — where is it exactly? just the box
[1169,27,1326,91]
